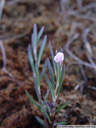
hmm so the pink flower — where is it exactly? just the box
[54,52,64,64]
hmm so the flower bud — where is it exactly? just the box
[54,52,64,64]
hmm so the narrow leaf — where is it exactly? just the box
[49,42,56,74]
[35,63,40,87]
[43,72,55,100]
[57,65,65,95]
[35,116,46,128]
[60,47,63,53]
[54,101,70,113]
[28,44,35,73]
[38,35,47,66]
[26,91,50,122]
[33,24,37,48]
[44,90,49,104]
[43,59,48,71]
[33,74,39,100]
[47,58,55,89]
[56,62,61,85]
[47,104,51,115]
[55,122,68,125]
[26,91,39,107]
[32,24,37,61]
[37,26,44,44]
[31,34,34,50]
[40,59,47,79]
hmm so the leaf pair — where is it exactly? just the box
[36,116,68,127]
[43,72,55,101]
[32,24,44,55]
[54,100,70,113]
[28,24,47,101]
[30,24,47,66]
[26,91,50,123]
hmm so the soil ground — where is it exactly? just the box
[0,0,96,128]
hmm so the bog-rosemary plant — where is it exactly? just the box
[26,24,70,128]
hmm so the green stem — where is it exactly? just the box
[54,83,59,102]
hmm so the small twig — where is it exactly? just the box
[7,77,32,92]
[75,81,85,90]
[83,28,93,56]
[76,0,83,9]
[79,65,88,94]
[0,40,15,78]
[79,65,88,82]
[0,0,5,19]
[10,79,25,92]
[0,40,30,92]
[82,23,96,57]
[67,11,96,22]
[87,55,96,71]
[3,68,15,78]
[66,62,88,92]
[82,24,96,70]
[88,86,96,91]
[60,0,70,12]
[60,0,96,22]
[7,0,21,6]
[0,87,19,93]
[2,32,28,43]
[64,34,96,69]
[0,40,6,69]
[78,2,96,12]
[5,115,19,128]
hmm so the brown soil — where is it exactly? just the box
[0,0,96,128]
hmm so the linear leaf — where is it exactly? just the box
[57,65,65,95]
[55,122,68,125]
[43,59,48,71]
[26,91,50,122]
[43,72,55,100]
[38,35,47,66]
[49,42,56,74]
[56,62,61,85]
[33,24,37,50]
[28,44,35,73]
[33,24,37,61]
[40,59,47,79]
[35,63,40,87]
[31,34,34,50]
[47,104,51,115]
[35,116,46,128]
[47,58,55,89]
[37,26,44,44]
[44,90,49,104]
[60,47,63,53]
[54,101,70,113]
[33,74,39,100]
